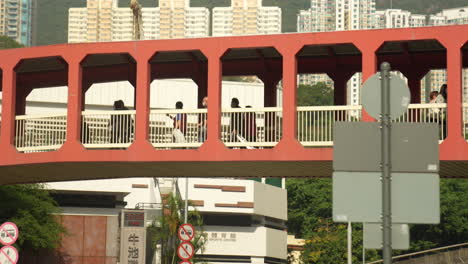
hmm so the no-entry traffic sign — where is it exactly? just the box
[0,223,18,246]
[178,224,195,242]
[177,242,194,260]
[0,245,19,264]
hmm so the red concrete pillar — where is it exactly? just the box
[260,73,281,107]
[356,40,381,121]
[64,55,85,148]
[276,45,302,145]
[132,52,152,148]
[204,50,223,145]
[444,40,464,144]
[0,62,17,149]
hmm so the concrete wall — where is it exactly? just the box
[178,178,287,221]
[203,225,287,260]
[19,215,119,264]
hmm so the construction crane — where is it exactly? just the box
[130,0,143,40]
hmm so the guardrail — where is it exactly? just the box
[81,110,136,149]
[297,105,362,147]
[221,107,282,148]
[15,114,67,152]
[394,103,447,142]
[149,109,207,149]
[9,104,449,152]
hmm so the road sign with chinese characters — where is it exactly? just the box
[0,245,19,264]
[177,242,194,260]
[120,210,146,264]
[0,223,18,246]
[178,224,195,242]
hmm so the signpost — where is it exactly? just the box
[177,242,195,260]
[177,223,196,264]
[0,223,18,246]
[0,246,18,264]
[178,224,195,242]
[0,222,19,264]
[333,62,440,264]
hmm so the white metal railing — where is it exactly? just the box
[6,103,451,152]
[15,114,67,152]
[297,105,362,146]
[394,103,447,142]
[221,107,282,148]
[149,109,207,148]
[464,103,468,141]
[81,110,135,149]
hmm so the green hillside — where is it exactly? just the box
[35,0,468,46]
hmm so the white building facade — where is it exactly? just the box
[68,0,210,43]
[212,0,281,37]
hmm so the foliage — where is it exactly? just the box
[0,184,65,252]
[0,36,23,49]
[36,0,468,46]
[297,83,333,107]
[409,179,468,251]
[149,193,207,264]
[287,178,468,263]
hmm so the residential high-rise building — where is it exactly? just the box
[0,0,34,46]
[426,6,468,104]
[68,0,209,43]
[374,9,426,29]
[297,0,376,106]
[212,0,281,37]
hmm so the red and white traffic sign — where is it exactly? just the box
[0,245,19,264]
[177,242,194,260]
[178,224,195,242]
[0,223,18,246]
[179,261,192,264]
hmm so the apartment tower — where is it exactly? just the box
[212,0,281,37]
[68,0,209,43]
[0,0,34,46]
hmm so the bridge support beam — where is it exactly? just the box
[131,51,153,149]
[195,69,208,109]
[0,63,17,150]
[275,45,303,148]
[440,38,465,146]
[260,73,281,107]
[328,71,355,106]
[356,40,381,121]
[399,68,428,104]
[14,86,31,116]
[63,55,85,149]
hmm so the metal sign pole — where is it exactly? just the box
[381,62,392,264]
[185,177,188,224]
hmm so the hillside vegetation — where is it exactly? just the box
[36,0,468,45]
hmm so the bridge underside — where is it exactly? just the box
[0,161,465,185]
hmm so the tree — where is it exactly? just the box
[0,35,23,49]
[150,193,207,264]
[0,184,65,252]
[297,83,333,107]
[287,178,468,263]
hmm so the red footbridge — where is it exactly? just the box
[1,25,468,184]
